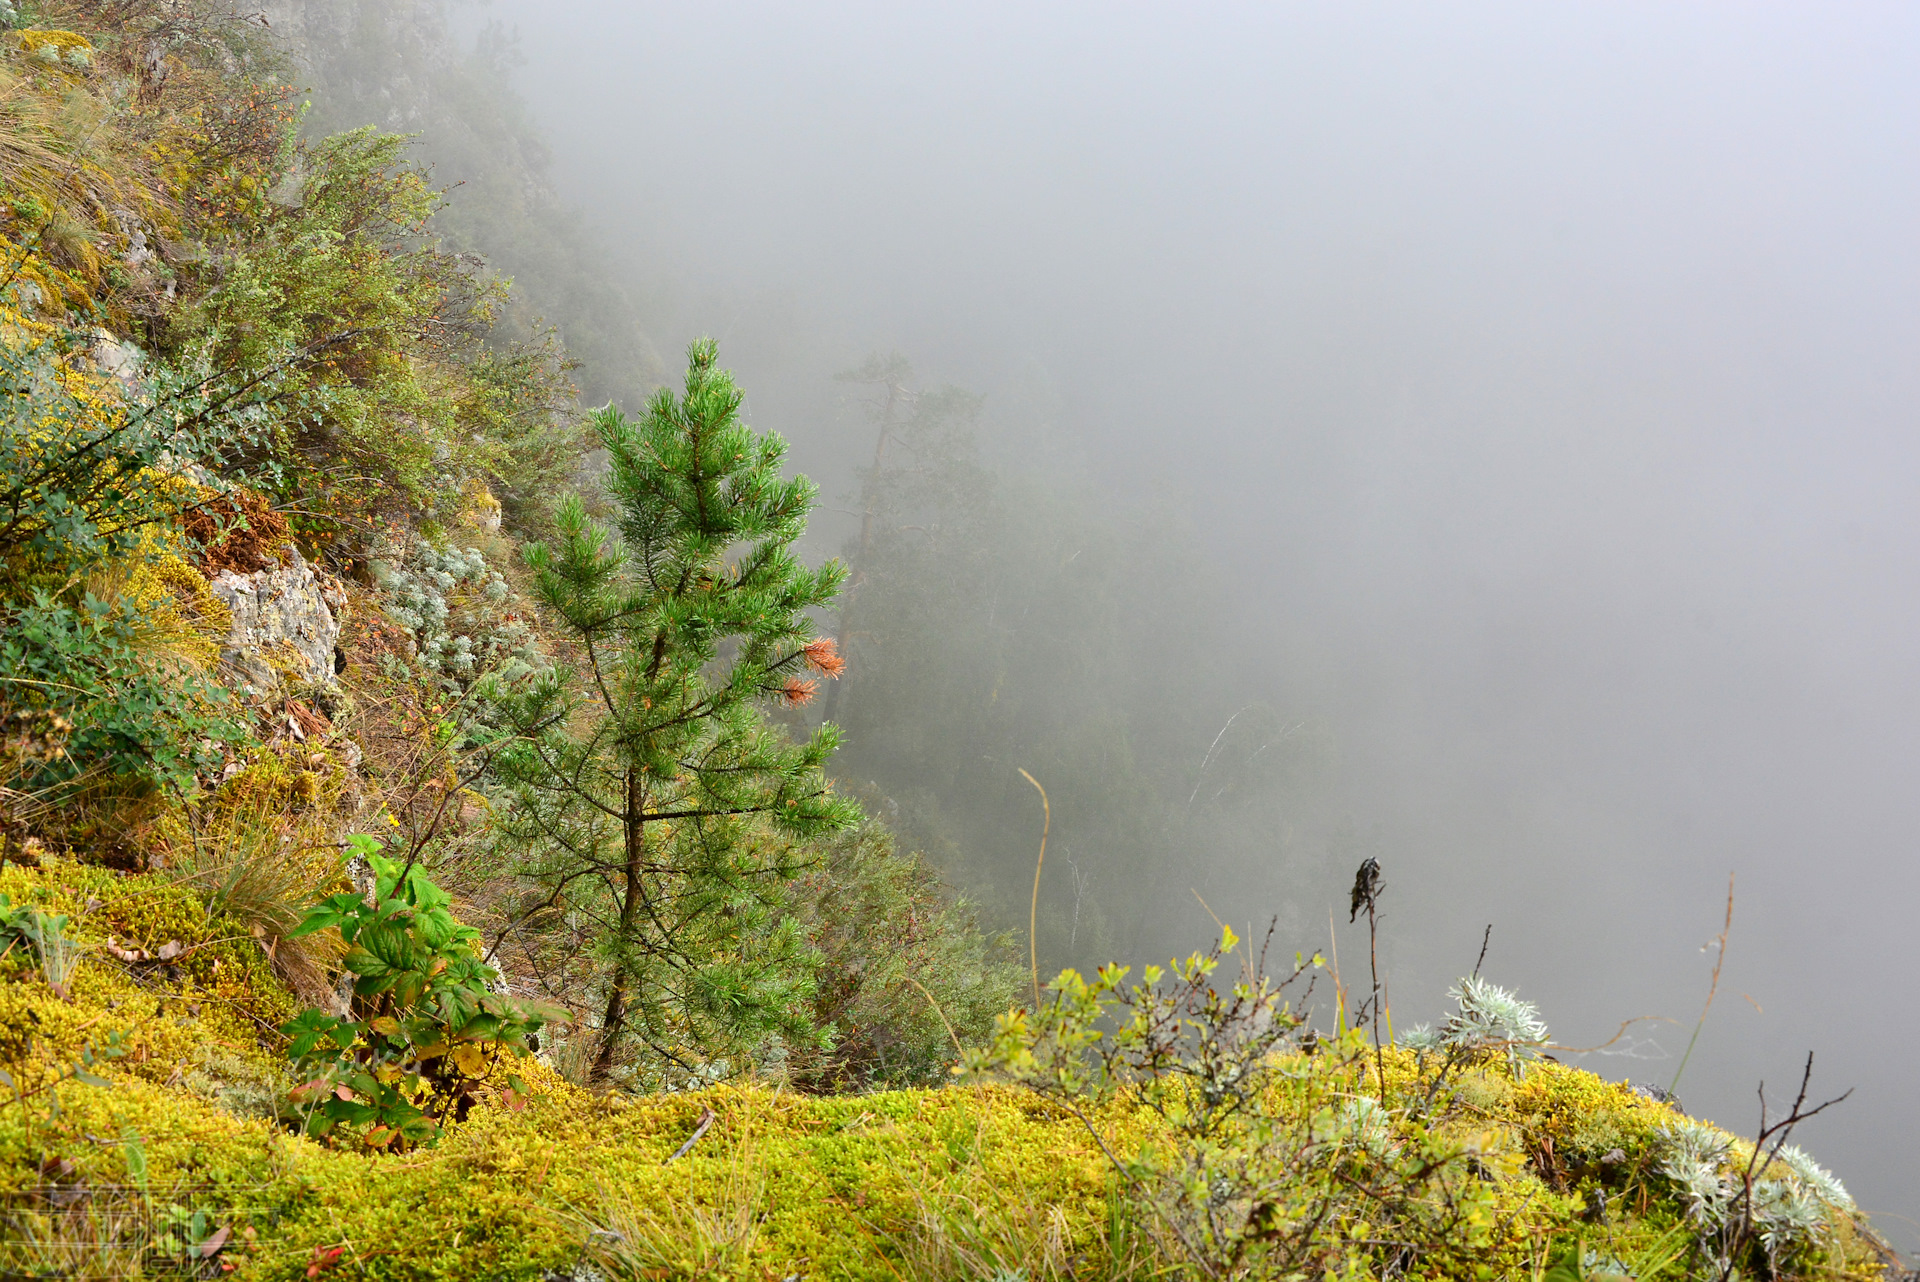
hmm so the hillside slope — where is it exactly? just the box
[0,4,1899,1279]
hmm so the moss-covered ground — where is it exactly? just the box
[0,861,1896,1281]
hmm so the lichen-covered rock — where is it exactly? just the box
[88,326,143,387]
[210,546,345,695]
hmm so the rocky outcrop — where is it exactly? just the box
[210,546,345,696]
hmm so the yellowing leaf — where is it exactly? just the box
[452,1044,486,1077]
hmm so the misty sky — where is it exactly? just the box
[476,1,1920,1237]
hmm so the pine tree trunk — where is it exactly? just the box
[591,764,647,1082]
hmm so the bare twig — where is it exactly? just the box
[1546,1014,1676,1055]
[1366,900,1386,1105]
[1717,1052,1852,1282]
[664,1107,715,1164]
[1349,859,1388,1105]
[1670,873,1735,1096]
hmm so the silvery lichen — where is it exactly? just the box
[374,542,539,684]
[1653,1119,1853,1272]
[1416,975,1549,1074]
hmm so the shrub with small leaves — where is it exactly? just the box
[1,590,238,807]
[971,927,1515,1278]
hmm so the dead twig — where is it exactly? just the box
[1717,1052,1852,1282]
[665,1107,715,1164]
[1669,872,1734,1096]
[1349,859,1388,1106]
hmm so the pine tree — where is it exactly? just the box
[496,338,859,1082]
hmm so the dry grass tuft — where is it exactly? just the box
[884,1163,1161,1282]
[0,1192,149,1281]
[158,797,345,1004]
[576,1158,766,1279]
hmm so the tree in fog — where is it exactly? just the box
[496,340,858,1081]
[824,357,1323,972]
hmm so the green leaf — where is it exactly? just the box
[1542,1244,1584,1282]
[121,1133,147,1187]
[392,973,427,1009]
[455,1013,501,1041]
[327,1100,379,1127]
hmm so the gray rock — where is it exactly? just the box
[89,328,143,387]
[210,547,345,696]
[1626,1081,1684,1114]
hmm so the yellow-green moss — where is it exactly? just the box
[12,30,93,59]
[0,861,1895,1280]
[110,548,232,671]
[0,862,297,1079]
[206,751,349,821]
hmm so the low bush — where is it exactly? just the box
[972,926,1527,1278]
[0,320,287,847]
[279,836,559,1151]
[970,927,1884,1282]
[169,126,586,544]
[783,818,1022,1093]
[0,590,234,802]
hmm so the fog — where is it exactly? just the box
[470,1,1920,1237]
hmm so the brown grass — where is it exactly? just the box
[157,796,345,1004]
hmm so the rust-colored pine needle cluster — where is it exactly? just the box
[802,635,846,677]
[777,636,846,704]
